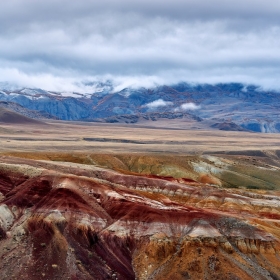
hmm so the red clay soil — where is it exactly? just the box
[0,155,279,280]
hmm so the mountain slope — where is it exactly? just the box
[211,122,249,131]
[0,108,45,125]
[0,101,57,120]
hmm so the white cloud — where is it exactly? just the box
[181,102,201,110]
[145,99,173,109]
[175,102,201,112]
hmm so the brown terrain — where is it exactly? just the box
[0,117,280,280]
[0,107,45,125]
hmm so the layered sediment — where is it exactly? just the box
[0,155,279,280]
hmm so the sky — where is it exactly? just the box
[1,0,280,91]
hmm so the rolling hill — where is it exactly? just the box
[0,107,45,125]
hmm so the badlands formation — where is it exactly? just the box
[0,152,280,280]
[0,120,280,279]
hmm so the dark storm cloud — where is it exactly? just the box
[0,0,280,91]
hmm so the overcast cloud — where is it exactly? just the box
[1,0,280,91]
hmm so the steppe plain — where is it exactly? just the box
[0,119,280,280]
[1,119,280,154]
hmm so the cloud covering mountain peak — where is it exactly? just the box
[1,0,280,91]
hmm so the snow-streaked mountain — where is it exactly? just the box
[0,82,280,132]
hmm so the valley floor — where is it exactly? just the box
[0,120,280,154]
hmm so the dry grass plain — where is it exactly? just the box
[0,120,280,154]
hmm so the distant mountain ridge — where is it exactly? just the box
[0,82,280,132]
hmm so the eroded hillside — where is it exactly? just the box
[0,153,280,279]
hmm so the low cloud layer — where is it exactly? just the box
[145,99,173,109]
[1,0,280,91]
[180,103,201,111]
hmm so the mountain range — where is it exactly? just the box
[0,82,280,132]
